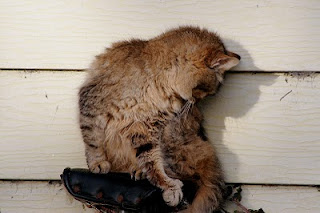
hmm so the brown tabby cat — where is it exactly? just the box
[79,26,240,212]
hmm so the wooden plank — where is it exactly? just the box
[0,71,320,184]
[0,0,320,71]
[0,181,319,213]
[0,71,87,179]
[201,72,320,184]
[224,185,320,213]
[0,181,94,213]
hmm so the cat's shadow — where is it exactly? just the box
[199,39,278,184]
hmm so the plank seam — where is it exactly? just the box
[1,179,319,188]
[0,68,85,72]
[1,68,320,73]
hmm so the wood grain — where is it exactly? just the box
[0,71,319,184]
[201,72,320,184]
[0,0,319,71]
[0,181,94,213]
[1,181,319,213]
[224,185,320,213]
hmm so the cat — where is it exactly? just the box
[79,26,240,212]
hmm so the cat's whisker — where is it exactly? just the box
[183,102,190,115]
[186,101,194,115]
[180,101,190,115]
[178,100,194,119]
[178,102,188,116]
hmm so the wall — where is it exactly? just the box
[0,1,319,212]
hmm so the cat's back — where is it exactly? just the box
[89,39,148,78]
[79,38,154,121]
[79,39,149,101]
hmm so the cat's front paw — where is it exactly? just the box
[89,161,111,173]
[162,180,183,206]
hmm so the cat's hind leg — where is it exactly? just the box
[86,145,111,174]
[80,123,111,174]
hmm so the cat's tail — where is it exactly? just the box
[183,150,224,213]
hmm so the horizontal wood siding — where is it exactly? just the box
[0,181,93,213]
[1,1,320,211]
[0,0,319,71]
[224,185,320,213]
[1,181,319,213]
[1,71,319,184]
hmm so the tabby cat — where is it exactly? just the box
[79,26,240,212]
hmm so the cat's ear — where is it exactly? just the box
[209,51,240,71]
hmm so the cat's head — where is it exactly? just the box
[161,26,240,102]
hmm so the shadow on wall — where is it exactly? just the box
[198,39,278,183]
[223,38,263,72]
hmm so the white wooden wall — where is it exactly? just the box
[1,1,320,212]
